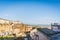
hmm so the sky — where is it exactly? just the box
[0,0,60,24]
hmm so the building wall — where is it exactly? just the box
[0,18,33,36]
[0,18,13,36]
[26,26,33,32]
[0,24,13,36]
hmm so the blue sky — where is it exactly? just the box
[0,0,60,24]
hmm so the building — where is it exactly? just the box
[0,18,24,36]
[25,25,33,32]
[30,28,50,40]
[12,24,33,37]
[0,18,13,36]
[0,18,33,37]
[12,21,24,37]
[0,18,10,24]
[51,23,60,32]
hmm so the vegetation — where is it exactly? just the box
[0,34,14,38]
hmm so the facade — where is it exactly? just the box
[0,18,24,36]
[12,24,33,37]
[0,18,33,37]
[30,29,50,40]
[26,25,33,32]
[0,18,13,36]
[51,23,60,32]
[0,18,10,24]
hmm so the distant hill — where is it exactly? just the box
[25,24,49,26]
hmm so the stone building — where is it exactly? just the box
[12,23,33,37]
[0,18,33,37]
[25,25,33,32]
[0,18,13,36]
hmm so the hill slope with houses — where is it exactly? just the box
[0,18,33,37]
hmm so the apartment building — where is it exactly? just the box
[0,18,33,37]
[0,18,13,36]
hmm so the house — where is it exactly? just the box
[0,18,23,36]
[51,23,60,32]
[0,18,10,24]
[25,25,33,32]
[30,28,50,40]
[12,24,33,37]
[0,18,34,37]
[0,18,13,36]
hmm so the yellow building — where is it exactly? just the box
[0,18,33,37]
[0,18,13,36]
